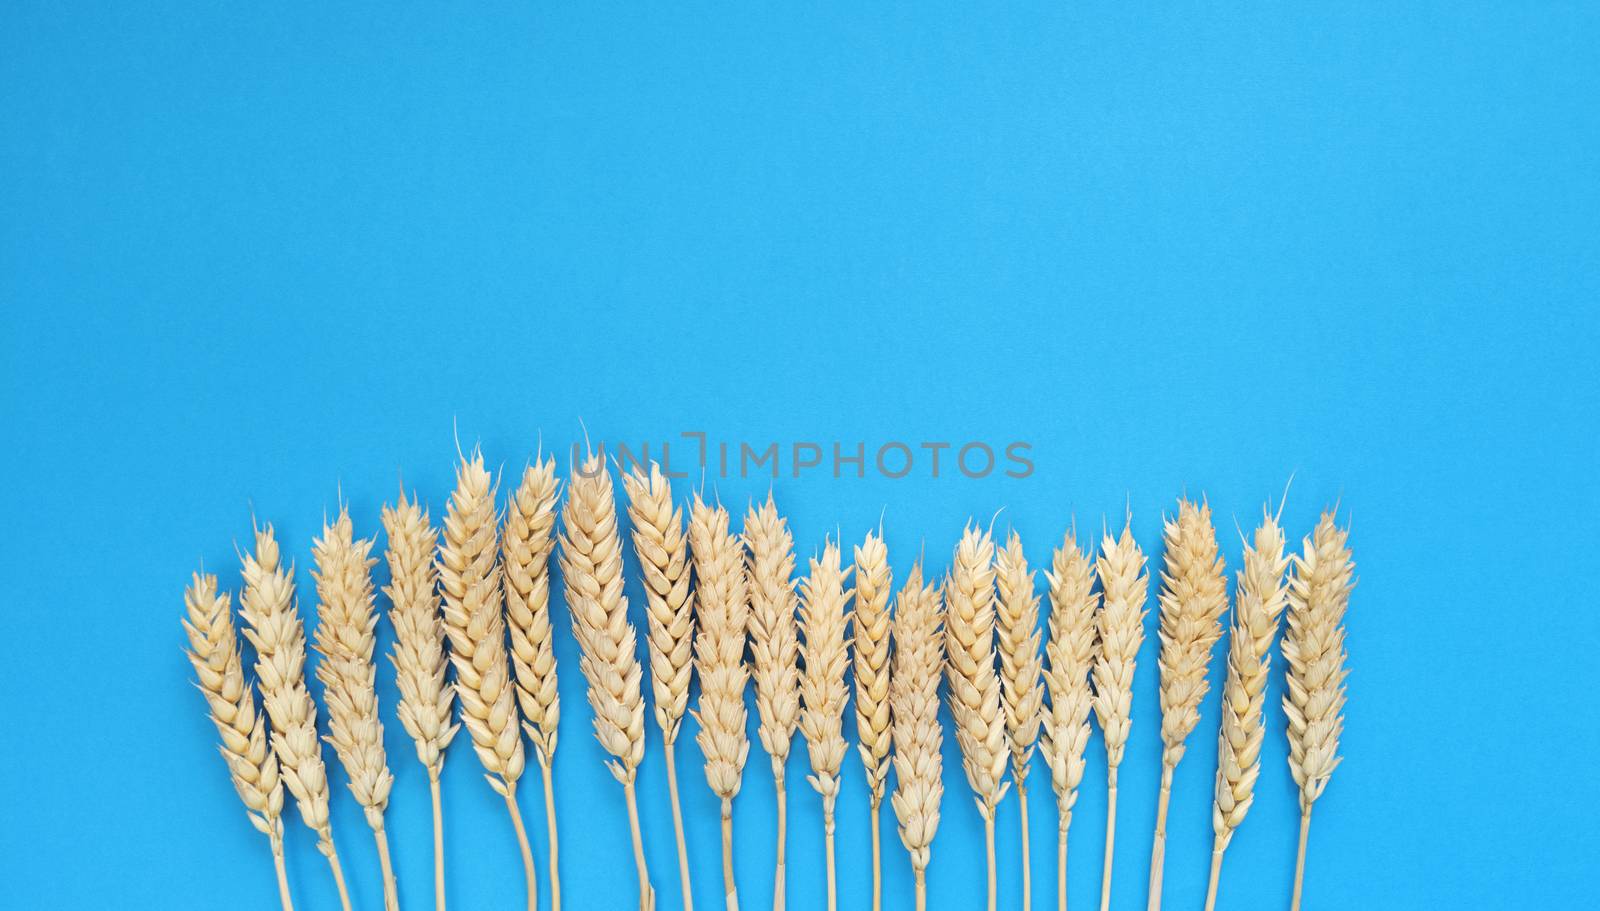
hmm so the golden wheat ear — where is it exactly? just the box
[995,530,1046,911]
[888,564,944,911]
[798,538,853,911]
[1091,519,1148,911]
[850,529,892,911]
[1041,529,1099,911]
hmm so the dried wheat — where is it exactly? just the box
[850,529,892,911]
[560,452,653,911]
[239,524,353,911]
[1146,499,1228,911]
[798,539,852,911]
[1283,510,1353,911]
[183,572,293,911]
[1041,529,1100,911]
[382,490,459,911]
[504,456,565,911]
[688,494,750,911]
[945,523,1009,911]
[1092,519,1148,911]
[312,507,399,911]
[995,531,1046,910]
[1204,508,1289,911]
[438,450,537,911]
[888,564,944,911]
[743,495,801,911]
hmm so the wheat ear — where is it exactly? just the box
[798,538,852,911]
[688,495,751,911]
[1204,508,1289,911]
[626,465,698,911]
[743,494,801,911]
[888,564,944,911]
[850,530,892,911]
[183,572,293,911]
[438,450,537,911]
[1146,499,1228,911]
[239,524,353,911]
[559,453,654,911]
[504,456,565,911]
[312,507,399,911]
[382,490,460,911]
[1283,510,1354,911]
[1041,529,1100,911]
[996,531,1046,911]
[945,523,1009,911]
[1092,519,1148,911]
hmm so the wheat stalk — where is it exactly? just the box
[1283,510,1354,911]
[850,529,893,911]
[238,524,353,911]
[944,523,1009,911]
[798,538,852,911]
[626,465,698,911]
[742,494,801,911]
[1041,529,1100,911]
[183,572,294,911]
[1203,507,1289,911]
[1146,499,1228,910]
[382,490,459,911]
[559,452,654,911]
[888,564,944,911]
[688,494,750,911]
[438,450,537,911]
[504,456,565,911]
[1092,519,1148,911]
[312,507,399,911]
[995,530,1046,911]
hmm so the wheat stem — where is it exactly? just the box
[1291,810,1311,911]
[825,801,838,911]
[504,791,538,911]
[374,826,399,911]
[326,848,353,911]
[1057,810,1070,911]
[983,810,997,911]
[665,743,693,911]
[1146,765,1173,911]
[624,780,657,911]
[1202,845,1223,911]
[1100,771,1117,911]
[538,756,561,911]
[721,797,739,911]
[773,780,787,911]
[429,769,445,911]
[914,868,927,911]
[869,799,882,911]
[270,834,293,911]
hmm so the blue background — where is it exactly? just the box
[3,3,1596,909]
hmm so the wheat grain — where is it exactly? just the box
[1041,529,1100,911]
[1092,519,1148,911]
[850,529,892,911]
[238,524,353,911]
[742,494,801,911]
[382,490,459,910]
[559,452,653,911]
[944,522,1009,911]
[798,538,852,911]
[1203,507,1289,911]
[1283,510,1354,911]
[688,494,750,911]
[888,564,944,911]
[1146,499,1228,911]
[312,507,399,911]
[995,530,1046,910]
[625,465,697,911]
[438,450,537,911]
[504,455,565,911]
[183,572,294,911]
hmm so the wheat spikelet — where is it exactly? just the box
[183,572,294,911]
[503,455,565,911]
[1283,510,1354,911]
[438,450,537,911]
[1092,519,1148,911]
[888,564,944,911]
[1203,507,1289,911]
[559,452,653,911]
[238,524,353,911]
[312,506,399,911]
[1041,529,1100,911]
[1147,499,1228,910]
[850,529,893,911]
[798,538,852,911]
[625,464,697,911]
[742,494,801,911]
[944,522,1009,911]
[688,494,750,911]
[995,530,1046,910]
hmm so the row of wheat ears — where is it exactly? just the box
[184,449,1352,911]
